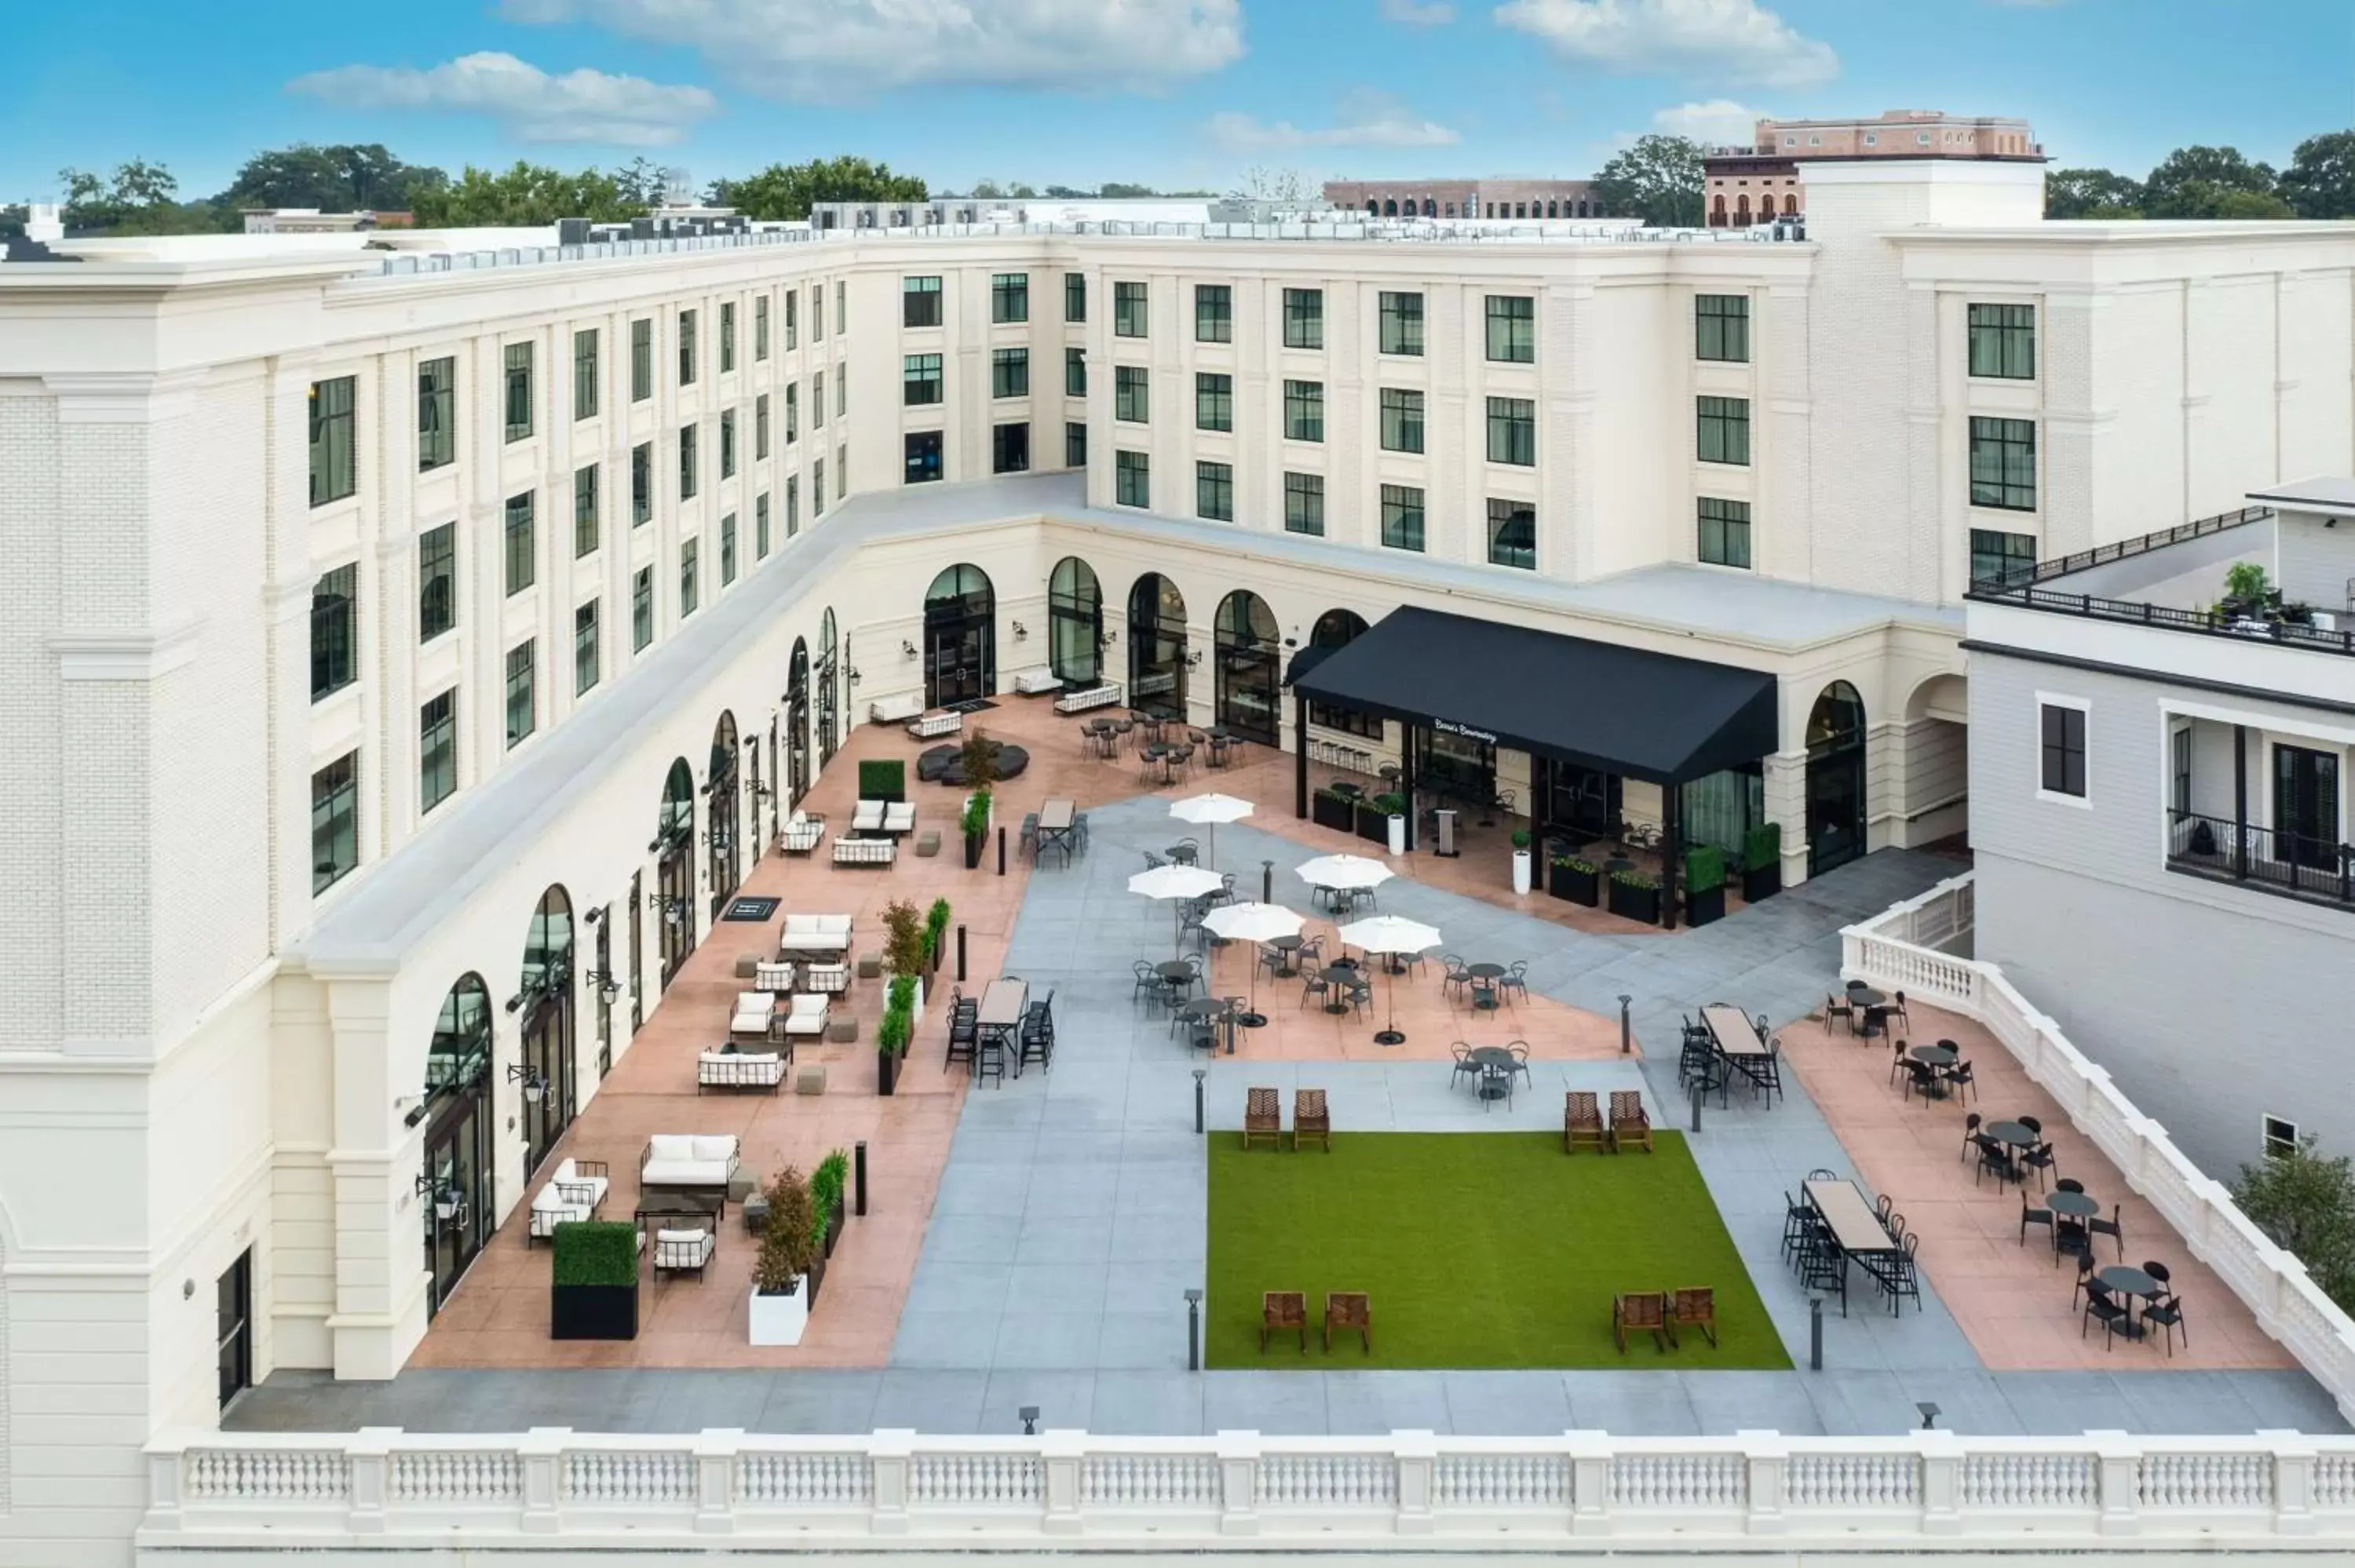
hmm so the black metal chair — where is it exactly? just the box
[2141,1292,2188,1356]
[2055,1176,2085,1194]
[1973,1136,2021,1188]
[1824,991,1857,1036]
[2017,1114,2043,1137]
[2088,1204,2124,1261]
[1299,970,1331,1011]
[2021,1140,2058,1193]
[1442,956,1471,1002]
[1960,1111,1983,1162]
[1799,1227,1848,1316]
[2069,1248,2098,1310]
[1132,961,1160,1008]
[1500,961,1530,1006]
[2083,1280,2130,1349]
[1449,1042,1477,1093]
[945,997,980,1073]
[2021,1191,2055,1253]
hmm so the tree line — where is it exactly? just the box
[2046,133,2354,219]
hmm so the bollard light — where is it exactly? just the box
[1020,1406,1040,1436]
[1690,1080,1703,1133]
[1809,1294,1824,1372]
[1192,1068,1207,1134]
[1917,1402,1940,1431]
[1618,994,1633,1055]
[854,1140,868,1216]
[1185,1288,1204,1372]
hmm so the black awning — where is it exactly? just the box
[1286,605,1778,785]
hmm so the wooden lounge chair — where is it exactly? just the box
[1564,1091,1605,1154]
[1608,1089,1652,1153]
[1669,1287,1718,1347]
[1242,1087,1283,1150]
[1324,1291,1371,1355]
[1261,1290,1307,1353]
[1613,1289,1674,1355]
[1293,1088,1331,1152]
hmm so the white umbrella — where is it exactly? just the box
[1201,901,1305,1028]
[1337,913,1442,1046]
[1169,793,1254,871]
[1294,853,1394,915]
[1128,862,1227,956]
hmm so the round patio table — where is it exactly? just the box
[1911,1043,1958,1069]
[1155,961,1198,1007]
[1178,996,1237,1055]
[1984,1120,2038,1148]
[1466,962,1507,1011]
[2049,1190,2100,1219]
[1318,965,1361,1016]
[2096,1264,2160,1338]
[1467,1045,1519,1101]
[1167,843,1199,865]
[1849,986,1889,1036]
[1266,934,1305,975]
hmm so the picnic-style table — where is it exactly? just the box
[977,979,1030,1046]
[1805,1176,1897,1258]
[1035,798,1079,862]
[1702,1005,1768,1057]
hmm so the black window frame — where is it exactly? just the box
[1113,281,1148,338]
[1282,287,1324,349]
[1696,294,1751,363]
[1698,496,1752,568]
[1697,395,1751,465]
[1378,291,1425,356]
[680,537,699,618]
[755,392,770,460]
[1970,527,2038,586]
[573,326,599,420]
[754,294,770,360]
[574,600,600,695]
[1115,365,1150,423]
[1196,459,1234,522]
[720,512,738,585]
[309,375,356,505]
[992,272,1030,324]
[632,566,654,651]
[418,523,457,642]
[678,423,699,500]
[1283,472,1325,536]
[1380,483,1426,552]
[1115,449,1150,508]
[992,346,1030,399]
[631,441,652,526]
[309,562,357,702]
[1486,396,1535,466]
[502,342,533,443]
[1194,283,1232,344]
[419,688,457,813]
[1379,387,1425,454]
[718,301,736,374]
[992,421,1030,475]
[630,318,653,401]
[756,491,771,558]
[903,275,944,328]
[1065,421,1087,469]
[1283,379,1324,442]
[1065,346,1086,397]
[504,641,536,748]
[311,751,359,894]
[720,408,738,479]
[1195,371,1233,432]
[1484,294,1535,363]
[678,308,698,385]
[904,429,944,485]
[1969,416,2038,511]
[573,463,599,558]
[1968,303,2036,380]
[904,352,944,406]
[1486,498,1536,569]
[2039,702,2087,798]
[502,490,535,596]
[416,358,455,472]
[1064,273,1086,323]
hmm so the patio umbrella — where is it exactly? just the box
[1168,792,1254,871]
[1336,913,1442,1047]
[1294,852,1395,913]
[1127,862,1227,956]
[1201,900,1304,1029]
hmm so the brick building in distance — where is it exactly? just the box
[1322,177,1605,221]
[1704,111,2043,227]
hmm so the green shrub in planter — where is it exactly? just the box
[1743,822,1781,872]
[959,790,991,839]
[924,899,951,968]
[1511,830,1532,849]
[877,1006,911,1056]
[857,758,906,802]
[1607,868,1663,925]
[551,1220,639,1286]
[1371,792,1407,817]
[888,974,916,1012]
[1684,844,1726,893]
[1548,854,1601,905]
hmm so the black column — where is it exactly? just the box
[2233,724,2250,880]
[1662,780,1682,932]
[1293,691,1309,819]
[1401,724,1418,852]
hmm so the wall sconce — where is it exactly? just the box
[585,968,623,1005]
[901,640,918,659]
[1099,628,1118,649]
[1182,648,1203,669]
[847,666,863,685]
[1012,621,1028,641]
[583,906,604,927]
[706,827,734,855]
[649,891,688,926]
[414,1171,464,1225]
[749,779,774,802]
[506,1063,550,1105]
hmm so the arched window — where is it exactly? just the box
[518,888,575,1174]
[1736,195,1752,224]
[1546,199,1558,218]
[654,758,696,986]
[1422,198,1436,217]
[1806,681,1868,877]
[922,564,996,706]
[1711,194,1727,225]
[1127,573,1188,720]
[1784,193,1800,216]
[1383,199,1398,217]
[420,973,495,1318]
[1214,589,1280,744]
[1048,556,1101,686]
[1366,199,1378,213]
[1306,608,1378,739]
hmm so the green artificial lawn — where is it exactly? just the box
[1205,1130,1790,1369]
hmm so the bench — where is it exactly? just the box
[1054,684,1122,715]
[833,837,896,867]
[527,1158,608,1243]
[698,1049,787,1094]
[867,693,923,725]
[1010,666,1060,695]
[907,710,964,738]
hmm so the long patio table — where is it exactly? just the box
[1701,1005,1768,1057]
[1803,1176,1898,1258]
[1035,798,1078,862]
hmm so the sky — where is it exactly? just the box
[4,0,2353,202]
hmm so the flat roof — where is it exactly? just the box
[2248,476,2355,517]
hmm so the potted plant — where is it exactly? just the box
[1550,852,1600,906]
[550,1220,639,1340]
[810,1149,851,1262]
[960,789,991,869]
[856,758,905,804]
[1353,793,1390,845]
[875,1005,910,1095]
[924,899,951,976]
[883,899,926,1019]
[1312,786,1356,833]
[1371,792,1408,855]
[1510,830,1534,895]
[960,726,1002,794]
[1684,844,1727,928]
[1742,822,1783,903]
[748,1168,817,1346]
[1608,867,1662,925]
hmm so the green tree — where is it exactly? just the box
[1042,184,1092,199]
[1592,134,1704,228]
[2142,144,2279,217]
[0,203,26,241]
[2233,1137,2355,1309]
[2044,166,2144,219]
[2154,181,2296,220]
[2280,129,2355,219]
[969,178,1006,199]
[217,143,447,213]
[1097,181,1159,199]
[707,155,928,221]
[1008,182,1038,199]
[408,162,650,227]
[57,160,228,235]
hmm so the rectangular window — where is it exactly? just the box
[1283,287,1324,349]
[904,353,944,406]
[573,464,599,558]
[834,374,845,419]
[1486,396,1535,466]
[2171,724,2191,817]
[1194,283,1232,344]
[721,512,738,584]
[754,294,770,360]
[992,347,1030,399]
[1196,372,1233,432]
[812,459,825,515]
[1114,280,1148,338]
[836,279,846,336]
[1379,387,1425,454]
[1698,497,1752,568]
[573,327,599,419]
[1065,421,1087,469]
[309,563,357,702]
[720,409,737,478]
[1697,395,1751,465]
[2264,1115,2300,1161]
[785,382,799,442]
[309,375,356,505]
[1283,472,1325,536]
[1196,459,1234,522]
[678,309,698,385]
[837,443,846,498]
[504,641,536,747]
[574,600,600,696]
[679,424,698,500]
[1379,291,1425,356]
[1115,449,1150,508]
[1487,499,1536,569]
[786,476,799,535]
[719,301,736,374]
[1065,272,1086,323]
[1065,346,1086,397]
[1969,416,2037,510]
[419,690,456,814]
[1970,527,2038,586]
[1696,294,1751,363]
[992,272,1029,324]
[756,393,770,460]
[756,491,771,558]
[2039,701,2087,799]
[993,421,1030,474]
[416,359,455,471]
[502,343,533,442]
[680,537,699,618]
[812,283,825,339]
[632,567,653,651]
[784,289,798,350]
[418,523,456,641]
[904,275,943,328]
[311,753,358,894]
[1283,379,1324,442]
[1380,483,1426,552]
[812,372,826,426]
[630,318,652,401]
[1968,303,2036,379]
[1485,295,1535,363]
[904,429,944,485]
[503,491,535,596]
[631,441,652,525]
[1115,365,1150,423]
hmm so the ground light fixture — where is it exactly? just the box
[1918,1402,1941,1430]
[1018,1406,1039,1436]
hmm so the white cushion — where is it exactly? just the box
[645,1134,699,1162]
[805,964,849,994]
[690,1135,738,1162]
[789,994,829,1017]
[868,693,923,724]
[755,962,795,991]
[883,803,915,830]
[655,1227,708,1245]
[852,801,885,830]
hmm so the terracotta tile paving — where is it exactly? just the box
[1777,1000,2295,1372]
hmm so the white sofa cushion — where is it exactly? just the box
[730,992,777,1033]
[883,803,915,833]
[754,961,796,992]
[783,913,851,937]
[852,800,885,832]
[1010,665,1058,695]
[868,693,923,724]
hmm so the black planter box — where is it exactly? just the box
[963,831,985,870]
[1742,862,1782,903]
[825,1196,846,1259]
[1685,883,1726,928]
[1311,793,1355,833]
[1353,803,1390,844]
[550,1282,638,1340]
[877,1050,898,1096]
[1550,862,1600,906]
[807,1249,827,1310]
[1608,879,1662,925]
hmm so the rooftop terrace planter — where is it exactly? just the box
[549,1220,641,1341]
[1311,789,1356,833]
[1742,822,1782,903]
[1550,855,1600,907]
[1353,800,1390,846]
[1608,871,1662,927]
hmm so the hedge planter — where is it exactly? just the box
[551,1284,638,1340]
[1743,862,1782,903]
[1685,882,1726,928]
[1353,802,1390,845]
[1608,876,1662,926]
[1550,860,1600,906]
[824,1196,846,1260]
[1311,792,1356,833]
[550,1220,641,1341]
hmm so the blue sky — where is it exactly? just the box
[5,0,2351,201]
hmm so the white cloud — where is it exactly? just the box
[1207,90,1460,152]
[287,51,717,145]
[1380,0,1458,25]
[501,0,1244,101]
[1650,97,1764,145]
[1492,0,1837,89]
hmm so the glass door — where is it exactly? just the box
[2273,744,2341,872]
[658,845,696,986]
[422,1082,491,1318]
[215,1250,252,1409]
[926,622,988,706]
[520,994,574,1176]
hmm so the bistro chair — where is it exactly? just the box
[2055,1177,2085,1194]
[2082,1280,2130,1349]
[1880,1234,1923,1315]
[1798,1225,1848,1316]
[1132,961,1161,1008]
[2070,1249,2098,1310]
[1960,1112,1984,1162]
[1824,991,1857,1036]
[1299,970,1331,1011]
[1781,1192,1813,1265]
[1888,1037,1915,1091]
[1141,849,1167,872]
[1500,961,1530,1005]
[1323,1291,1371,1355]
[2088,1204,2125,1260]
[2021,1140,2057,1192]
[946,997,980,1074]
[1450,1043,1477,1092]
[1261,1291,1309,1353]
[2021,1191,2055,1254]
[2141,1289,2187,1355]
[1942,1059,1978,1106]
[1889,990,1912,1030]
[1973,1136,2020,1189]
[2143,1260,2173,1286]
[2017,1114,2043,1137]
[1442,955,1471,1001]
[1875,1191,1895,1227]
[1170,837,1200,866]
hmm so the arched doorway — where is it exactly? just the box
[1048,556,1101,687]
[1128,574,1188,720]
[923,563,996,707]
[518,887,575,1176]
[1307,609,1380,740]
[1806,681,1868,877]
[707,713,742,917]
[653,758,696,986]
[787,638,811,804]
[420,974,495,1318]
[816,609,840,769]
[1214,589,1280,744]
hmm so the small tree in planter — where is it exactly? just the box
[1743,822,1784,903]
[960,726,1002,795]
[883,899,926,986]
[1510,830,1534,895]
[550,1220,640,1340]
[1684,844,1728,927]
[748,1168,818,1346]
[1607,868,1662,925]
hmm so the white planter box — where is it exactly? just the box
[747,1280,809,1346]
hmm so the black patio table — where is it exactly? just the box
[1317,965,1361,1016]
[1466,962,1507,1011]
[1984,1119,2038,1148]
[1178,995,1239,1055]
[1466,1045,1519,1103]
[2097,1264,2162,1338]
[1266,934,1305,975]
[1909,1042,1959,1099]
[1849,986,1889,1035]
